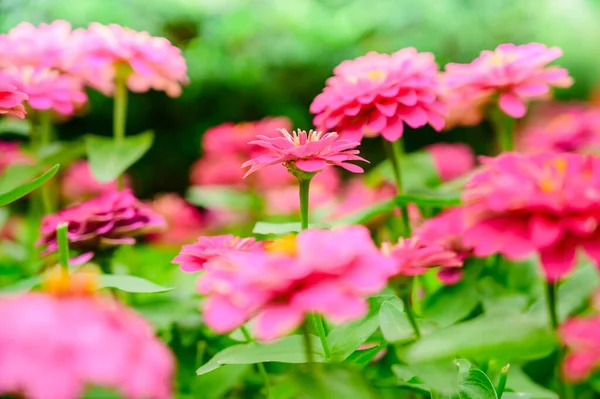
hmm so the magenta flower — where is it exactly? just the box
[463,152,600,282]
[147,194,206,246]
[0,83,27,119]
[196,226,395,341]
[173,235,264,272]
[425,143,476,182]
[383,237,463,278]
[70,23,188,97]
[243,128,367,177]
[61,160,129,203]
[0,292,174,399]
[560,314,600,382]
[310,48,446,142]
[38,190,165,259]
[0,141,33,174]
[443,43,573,119]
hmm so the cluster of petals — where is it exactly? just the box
[383,237,463,278]
[0,141,33,174]
[196,226,395,341]
[243,128,367,177]
[517,102,600,153]
[38,189,166,259]
[61,160,126,203]
[0,83,27,119]
[310,48,446,142]
[425,143,476,182]
[173,234,263,272]
[147,194,206,246]
[462,152,600,281]
[443,43,573,120]
[560,312,600,382]
[70,23,188,97]
[0,292,173,399]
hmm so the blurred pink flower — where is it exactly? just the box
[190,154,248,188]
[38,189,165,259]
[173,235,263,272]
[440,76,489,129]
[0,293,173,399]
[443,43,573,119]
[148,194,206,246]
[463,152,600,282]
[310,48,446,142]
[560,314,600,382]
[243,128,367,177]
[517,103,600,153]
[197,226,395,341]
[61,160,128,203]
[70,23,188,97]
[328,178,397,221]
[0,216,24,242]
[425,143,476,182]
[1,66,87,115]
[0,141,33,174]
[0,83,28,119]
[383,237,463,277]
[0,20,74,71]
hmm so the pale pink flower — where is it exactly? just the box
[0,141,34,174]
[147,194,206,246]
[70,23,188,96]
[196,226,395,341]
[310,49,446,142]
[61,160,128,203]
[0,293,174,399]
[462,152,600,282]
[383,237,463,277]
[190,154,248,188]
[243,128,367,177]
[0,83,27,119]
[560,314,600,382]
[1,66,87,115]
[173,235,264,272]
[443,43,573,119]
[425,143,476,182]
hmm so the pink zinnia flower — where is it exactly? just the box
[38,190,165,259]
[0,291,173,399]
[70,23,188,97]
[0,83,27,119]
[425,143,476,182]
[383,237,463,278]
[61,160,128,203]
[560,314,600,382]
[443,43,573,119]
[173,235,263,272]
[148,194,206,246]
[190,154,248,188]
[310,48,446,142]
[0,141,34,174]
[197,226,395,341]
[1,66,87,115]
[462,152,600,282]
[243,128,367,177]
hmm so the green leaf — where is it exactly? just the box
[193,364,250,399]
[329,198,396,227]
[253,221,329,235]
[398,314,555,364]
[0,275,41,294]
[98,274,173,293]
[394,191,461,207]
[293,368,377,399]
[344,344,384,367]
[458,369,498,399]
[0,164,59,206]
[506,366,558,399]
[422,280,479,327]
[367,151,440,190]
[379,299,414,343]
[197,335,326,375]
[187,185,260,211]
[85,131,153,182]
[408,361,459,395]
[38,141,86,166]
[0,118,29,136]
[0,164,42,193]
[327,295,395,361]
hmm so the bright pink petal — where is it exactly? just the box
[498,92,527,118]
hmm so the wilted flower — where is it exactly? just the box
[0,141,33,174]
[560,313,600,382]
[0,83,27,119]
[70,23,188,96]
[147,194,206,246]
[443,43,573,119]
[38,190,165,259]
[463,152,600,281]
[196,226,395,341]
[243,128,367,177]
[61,160,127,203]
[383,237,463,277]
[425,143,476,182]
[173,235,263,272]
[310,48,446,142]
[0,268,174,399]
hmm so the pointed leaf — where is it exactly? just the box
[458,369,498,399]
[423,280,479,327]
[379,299,414,343]
[0,164,59,206]
[98,274,173,293]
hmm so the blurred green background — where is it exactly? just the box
[2,0,600,197]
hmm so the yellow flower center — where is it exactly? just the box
[344,69,388,84]
[539,158,568,193]
[265,235,297,256]
[42,265,99,296]
[485,51,516,67]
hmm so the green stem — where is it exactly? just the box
[311,314,331,359]
[382,138,411,237]
[495,112,515,153]
[241,326,272,399]
[545,281,558,331]
[302,322,315,365]
[56,222,70,269]
[298,178,311,230]
[496,364,510,399]
[402,290,421,340]
[113,76,128,189]
[39,111,54,213]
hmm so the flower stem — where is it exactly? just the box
[545,281,559,331]
[402,290,421,340]
[241,326,272,399]
[495,112,515,153]
[311,314,331,359]
[382,138,411,237]
[39,111,54,213]
[496,364,510,399]
[113,76,128,189]
[56,222,70,270]
[298,177,311,230]
[302,321,315,365]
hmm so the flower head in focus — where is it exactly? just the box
[148,194,206,246]
[310,48,446,142]
[383,237,463,278]
[463,152,600,281]
[425,143,476,182]
[173,234,264,272]
[38,189,166,260]
[443,43,573,120]
[243,128,367,178]
[0,83,27,119]
[70,23,188,97]
[61,160,128,203]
